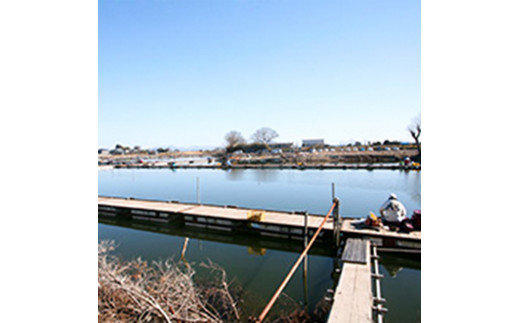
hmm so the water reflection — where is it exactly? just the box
[380,253,421,277]
[98,216,336,257]
[401,170,421,204]
[247,246,267,256]
[225,168,245,180]
[225,168,280,183]
[252,169,279,183]
[377,253,421,323]
[383,264,403,278]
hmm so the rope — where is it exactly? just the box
[255,200,338,323]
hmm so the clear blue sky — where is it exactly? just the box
[99,0,420,149]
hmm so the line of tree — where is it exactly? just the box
[224,127,279,153]
[223,117,421,156]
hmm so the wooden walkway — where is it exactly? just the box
[328,239,373,323]
[98,196,421,249]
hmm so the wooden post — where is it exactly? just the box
[333,198,341,248]
[304,212,309,252]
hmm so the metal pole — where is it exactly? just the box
[196,176,200,204]
[331,182,335,202]
[303,211,309,310]
[255,201,337,323]
[372,243,385,323]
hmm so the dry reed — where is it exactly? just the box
[98,240,238,323]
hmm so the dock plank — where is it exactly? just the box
[328,240,372,323]
[98,197,190,213]
[341,238,367,264]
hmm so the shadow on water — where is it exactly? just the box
[98,216,336,258]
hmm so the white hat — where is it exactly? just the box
[389,193,397,199]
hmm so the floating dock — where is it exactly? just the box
[98,196,420,251]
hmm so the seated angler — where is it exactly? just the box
[379,193,407,230]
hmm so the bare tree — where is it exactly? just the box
[408,115,421,157]
[224,131,245,149]
[251,127,279,144]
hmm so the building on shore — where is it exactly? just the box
[302,139,325,147]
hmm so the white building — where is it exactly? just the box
[302,139,325,147]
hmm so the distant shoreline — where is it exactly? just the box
[98,162,420,171]
[99,149,420,171]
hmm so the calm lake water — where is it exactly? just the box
[98,168,421,322]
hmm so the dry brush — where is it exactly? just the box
[98,240,239,323]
